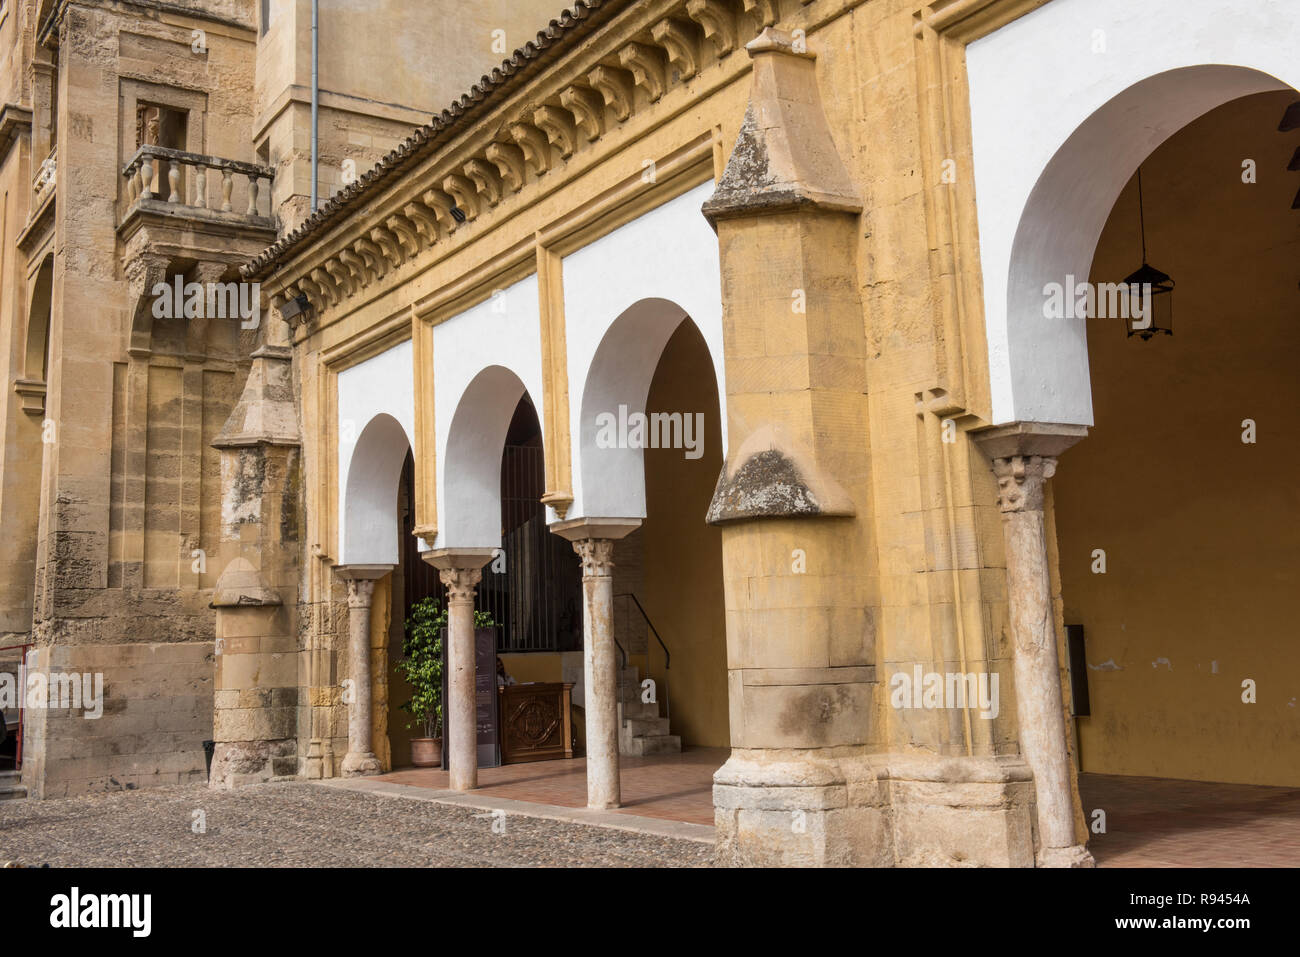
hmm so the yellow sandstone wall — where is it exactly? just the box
[642,320,729,748]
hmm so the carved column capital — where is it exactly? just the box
[438,566,482,603]
[991,454,1056,513]
[345,577,377,609]
[572,538,616,579]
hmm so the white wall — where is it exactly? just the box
[431,275,545,550]
[562,181,726,519]
[967,0,1299,424]
[337,339,415,564]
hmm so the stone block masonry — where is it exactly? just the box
[19,642,214,799]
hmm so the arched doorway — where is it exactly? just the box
[1052,90,1300,791]
[980,53,1300,861]
[575,297,728,759]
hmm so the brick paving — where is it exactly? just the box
[0,781,714,867]
[377,746,725,826]
[1080,772,1300,867]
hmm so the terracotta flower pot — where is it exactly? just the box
[410,737,442,768]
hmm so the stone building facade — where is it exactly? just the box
[5,0,1297,868]
[0,0,558,797]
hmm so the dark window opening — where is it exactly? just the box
[401,395,581,653]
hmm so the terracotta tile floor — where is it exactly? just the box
[1079,772,1300,867]
[378,747,726,826]
[379,755,1300,865]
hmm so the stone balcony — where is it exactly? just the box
[118,144,278,268]
[117,145,280,359]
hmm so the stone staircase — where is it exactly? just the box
[0,770,26,801]
[616,664,680,756]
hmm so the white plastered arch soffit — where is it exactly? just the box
[432,275,545,552]
[967,0,1299,426]
[337,339,415,565]
[563,180,726,521]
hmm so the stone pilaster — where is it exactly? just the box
[553,518,640,810]
[702,28,883,866]
[208,326,302,789]
[975,422,1093,868]
[336,565,390,777]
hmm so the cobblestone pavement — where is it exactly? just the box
[0,782,715,867]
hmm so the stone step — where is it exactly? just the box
[623,734,682,756]
[617,699,660,720]
[624,716,670,737]
[0,770,26,801]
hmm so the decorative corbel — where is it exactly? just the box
[124,252,170,357]
[403,202,441,247]
[309,267,339,307]
[338,247,371,284]
[533,105,578,160]
[296,275,325,313]
[509,122,553,175]
[463,158,503,208]
[324,258,356,299]
[421,188,459,232]
[619,43,668,103]
[369,226,405,269]
[652,18,701,81]
[587,65,635,122]
[442,173,481,220]
[485,141,527,193]
[386,214,422,258]
[686,0,738,59]
[743,0,780,30]
[353,237,386,279]
[561,85,606,142]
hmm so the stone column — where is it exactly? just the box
[336,565,390,777]
[552,518,640,810]
[975,422,1093,868]
[424,549,494,792]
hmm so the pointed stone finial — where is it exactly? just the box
[702,27,862,223]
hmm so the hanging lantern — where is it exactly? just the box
[1123,261,1174,339]
[1125,168,1174,340]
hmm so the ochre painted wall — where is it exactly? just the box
[1055,91,1300,786]
[499,652,561,684]
[641,319,729,748]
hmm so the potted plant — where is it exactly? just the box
[397,597,447,767]
[397,597,497,767]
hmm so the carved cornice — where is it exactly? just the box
[0,103,32,162]
[245,0,825,317]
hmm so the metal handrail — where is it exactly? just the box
[614,593,670,725]
[616,593,670,670]
[0,642,32,770]
[613,637,627,729]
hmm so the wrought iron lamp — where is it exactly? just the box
[1124,167,1174,339]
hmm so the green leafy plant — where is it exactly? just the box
[396,597,497,739]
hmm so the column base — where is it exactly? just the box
[302,740,325,780]
[209,740,298,789]
[340,751,383,777]
[1038,844,1096,868]
[714,749,1043,867]
[714,749,891,867]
